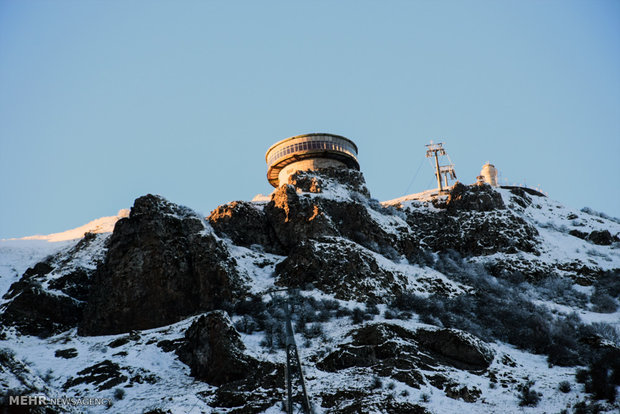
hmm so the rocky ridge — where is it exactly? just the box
[1,168,619,413]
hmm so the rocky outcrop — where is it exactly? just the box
[1,232,106,337]
[587,230,615,246]
[396,183,540,256]
[263,170,400,256]
[569,229,617,246]
[318,323,494,384]
[287,168,371,198]
[208,201,282,253]
[317,323,426,389]
[403,207,539,256]
[416,328,495,370]
[263,184,337,251]
[275,238,407,300]
[177,311,255,385]
[178,311,282,412]
[440,182,505,213]
[80,195,243,336]
[0,284,82,337]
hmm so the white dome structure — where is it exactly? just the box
[480,163,498,187]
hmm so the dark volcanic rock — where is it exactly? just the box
[48,269,90,301]
[1,232,107,337]
[441,182,505,213]
[55,348,78,359]
[275,238,407,301]
[318,323,494,387]
[416,328,495,370]
[208,201,282,252]
[264,169,400,256]
[22,261,54,279]
[587,230,614,246]
[263,184,337,251]
[80,194,243,336]
[403,207,539,256]
[63,360,128,391]
[507,187,533,208]
[177,311,258,386]
[569,229,588,240]
[288,168,371,198]
[0,282,82,337]
[318,323,426,389]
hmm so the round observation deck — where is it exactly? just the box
[265,133,359,187]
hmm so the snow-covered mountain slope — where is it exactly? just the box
[6,209,129,243]
[0,209,128,313]
[1,171,618,413]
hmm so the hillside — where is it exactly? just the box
[1,169,619,413]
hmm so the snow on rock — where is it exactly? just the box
[10,209,129,243]
[1,171,619,413]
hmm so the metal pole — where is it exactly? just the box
[434,151,443,193]
[283,299,312,414]
[285,345,292,414]
[294,346,312,412]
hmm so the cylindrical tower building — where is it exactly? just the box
[480,163,498,187]
[265,133,359,187]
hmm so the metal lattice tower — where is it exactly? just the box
[263,288,313,414]
[425,141,457,193]
[283,300,312,414]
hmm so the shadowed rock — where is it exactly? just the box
[587,230,614,246]
[80,194,243,336]
[441,182,505,213]
[177,311,255,386]
[0,283,82,337]
[1,233,105,337]
[416,328,495,370]
[275,239,407,301]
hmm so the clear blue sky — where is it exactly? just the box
[1,0,619,238]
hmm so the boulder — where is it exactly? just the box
[587,230,614,246]
[569,229,588,240]
[176,311,255,386]
[416,328,495,369]
[442,182,505,213]
[318,323,495,390]
[80,194,243,336]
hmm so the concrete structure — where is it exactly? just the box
[265,133,359,187]
[480,163,498,187]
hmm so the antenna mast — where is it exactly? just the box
[425,141,456,193]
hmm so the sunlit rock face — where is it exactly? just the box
[80,194,244,336]
[208,201,282,253]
